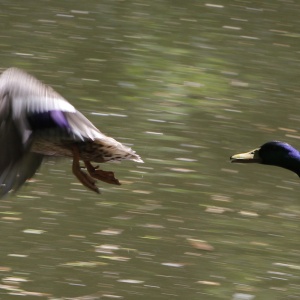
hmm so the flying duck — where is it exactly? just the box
[0,67,143,197]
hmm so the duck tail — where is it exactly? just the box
[96,136,144,163]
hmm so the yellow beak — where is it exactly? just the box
[230,147,262,163]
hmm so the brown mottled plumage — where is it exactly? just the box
[0,67,143,197]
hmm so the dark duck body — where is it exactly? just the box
[230,141,300,177]
[0,67,143,197]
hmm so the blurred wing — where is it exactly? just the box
[0,98,23,181]
[0,68,76,117]
[0,69,46,197]
[0,152,43,198]
[0,97,43,197]
[0,68,101,141]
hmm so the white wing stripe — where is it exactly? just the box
[12,96,76,117]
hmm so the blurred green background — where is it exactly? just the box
[0,1,299,299]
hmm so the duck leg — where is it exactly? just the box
[71,147,100,193]
[84,161,121,185]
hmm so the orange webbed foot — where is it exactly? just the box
[84,161,121,186]
[72,147,100,193]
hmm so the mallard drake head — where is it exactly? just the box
[230,141,300,177]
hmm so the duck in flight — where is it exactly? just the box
[230,141,300,177]
[0,67,143,197]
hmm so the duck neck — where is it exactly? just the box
[279,157,300,177]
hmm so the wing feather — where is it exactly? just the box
[0,68,46,197]
[0,68,76,117]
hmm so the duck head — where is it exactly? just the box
[230,141,300,177]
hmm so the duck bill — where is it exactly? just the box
[230,148,262,163]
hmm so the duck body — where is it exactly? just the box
[0,67,143,197]
[230,141,300,177]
